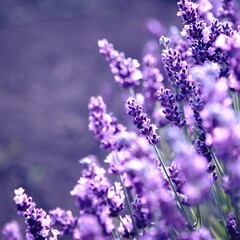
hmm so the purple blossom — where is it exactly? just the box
[89,96,125,151]
[126,97,160,144]
[106,182,125,217]
[70,155,115,236]
[139,222,169,240]
[49,208,77,236]
[201,103,240,160]
[73,214,108,240]
[166,162,187,204]
[177,0,199,25]
[118,215,136,239]
[142,54,164,104]
[2,221,22,240]
[70,156,109,213]
[105,133,157,176]
[132,197,149,229]
[215,31,240,85]
[157,88,186,128]
[98,39,142,88]
[226,213,240,240]
[124,158,186,232]
[217,0,240,28]
[13,188,51,240]
[171,137,211,204]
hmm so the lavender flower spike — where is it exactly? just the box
[88,96,125,151]
[13,188,51,240]
[98,39,142,88]
[126,97,160,144]
[226,213,240,240]
[49,208,77,236]
[157,87,186,128]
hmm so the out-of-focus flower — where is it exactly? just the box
[49,208,77,236]
[2,221,22,240]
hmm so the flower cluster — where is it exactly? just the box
[5,0,240,239]
[13,188,51,240]
[98,39,142,88]
[157,87,186,128]
[126,97,160,144]
[88,96,125,151]
[142,54,163,104]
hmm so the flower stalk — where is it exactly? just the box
[153,144,193,230]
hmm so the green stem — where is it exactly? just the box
[234,92,240,113]
[192,126,224,177]
[112,229,118,239]
[210,149,224,177]
[203,202,211,230]
[118,215,130,235]
[153,144,193,230]
[234,92,240,123]
[113,152,139,238]
[178,100,190,139]
[212,185,228,239]
[196,205,202,228]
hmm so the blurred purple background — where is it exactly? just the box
[0,0,179,233]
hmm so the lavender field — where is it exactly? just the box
[1,0,240,239]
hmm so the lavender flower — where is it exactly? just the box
[177,0,199,25]
[217,0,240,28]
[157,88,186,128]
[70,156,109,213]
[2,221,22,240]
[105,133,157,176]
[168,130,211,204]
[226,213,240,240]
[13,188,51,240]
[49,208,77,236]
[215,31,240,87]
[98,39,142,88]
[106,182,125,217]
[73,214,107,240]
[126,97,160,144]
[70,155,115,236]
[89,96,125,151]
[118,215,136,239]
[132,197,148,229]
[142,54,164,104]
[124,158,186,232]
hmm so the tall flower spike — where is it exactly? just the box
[13,188,51,240]
[106,182,125,217]
[177,0,199,25]
[49,208,77,236]
[132,197,148,229]
[126,97,160,144]
[73,214,107,240]
[98,39,142,88]
[226,213,240,240]
[88,96,125,151]
[157,87,186,128]
[142,54,164,104]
